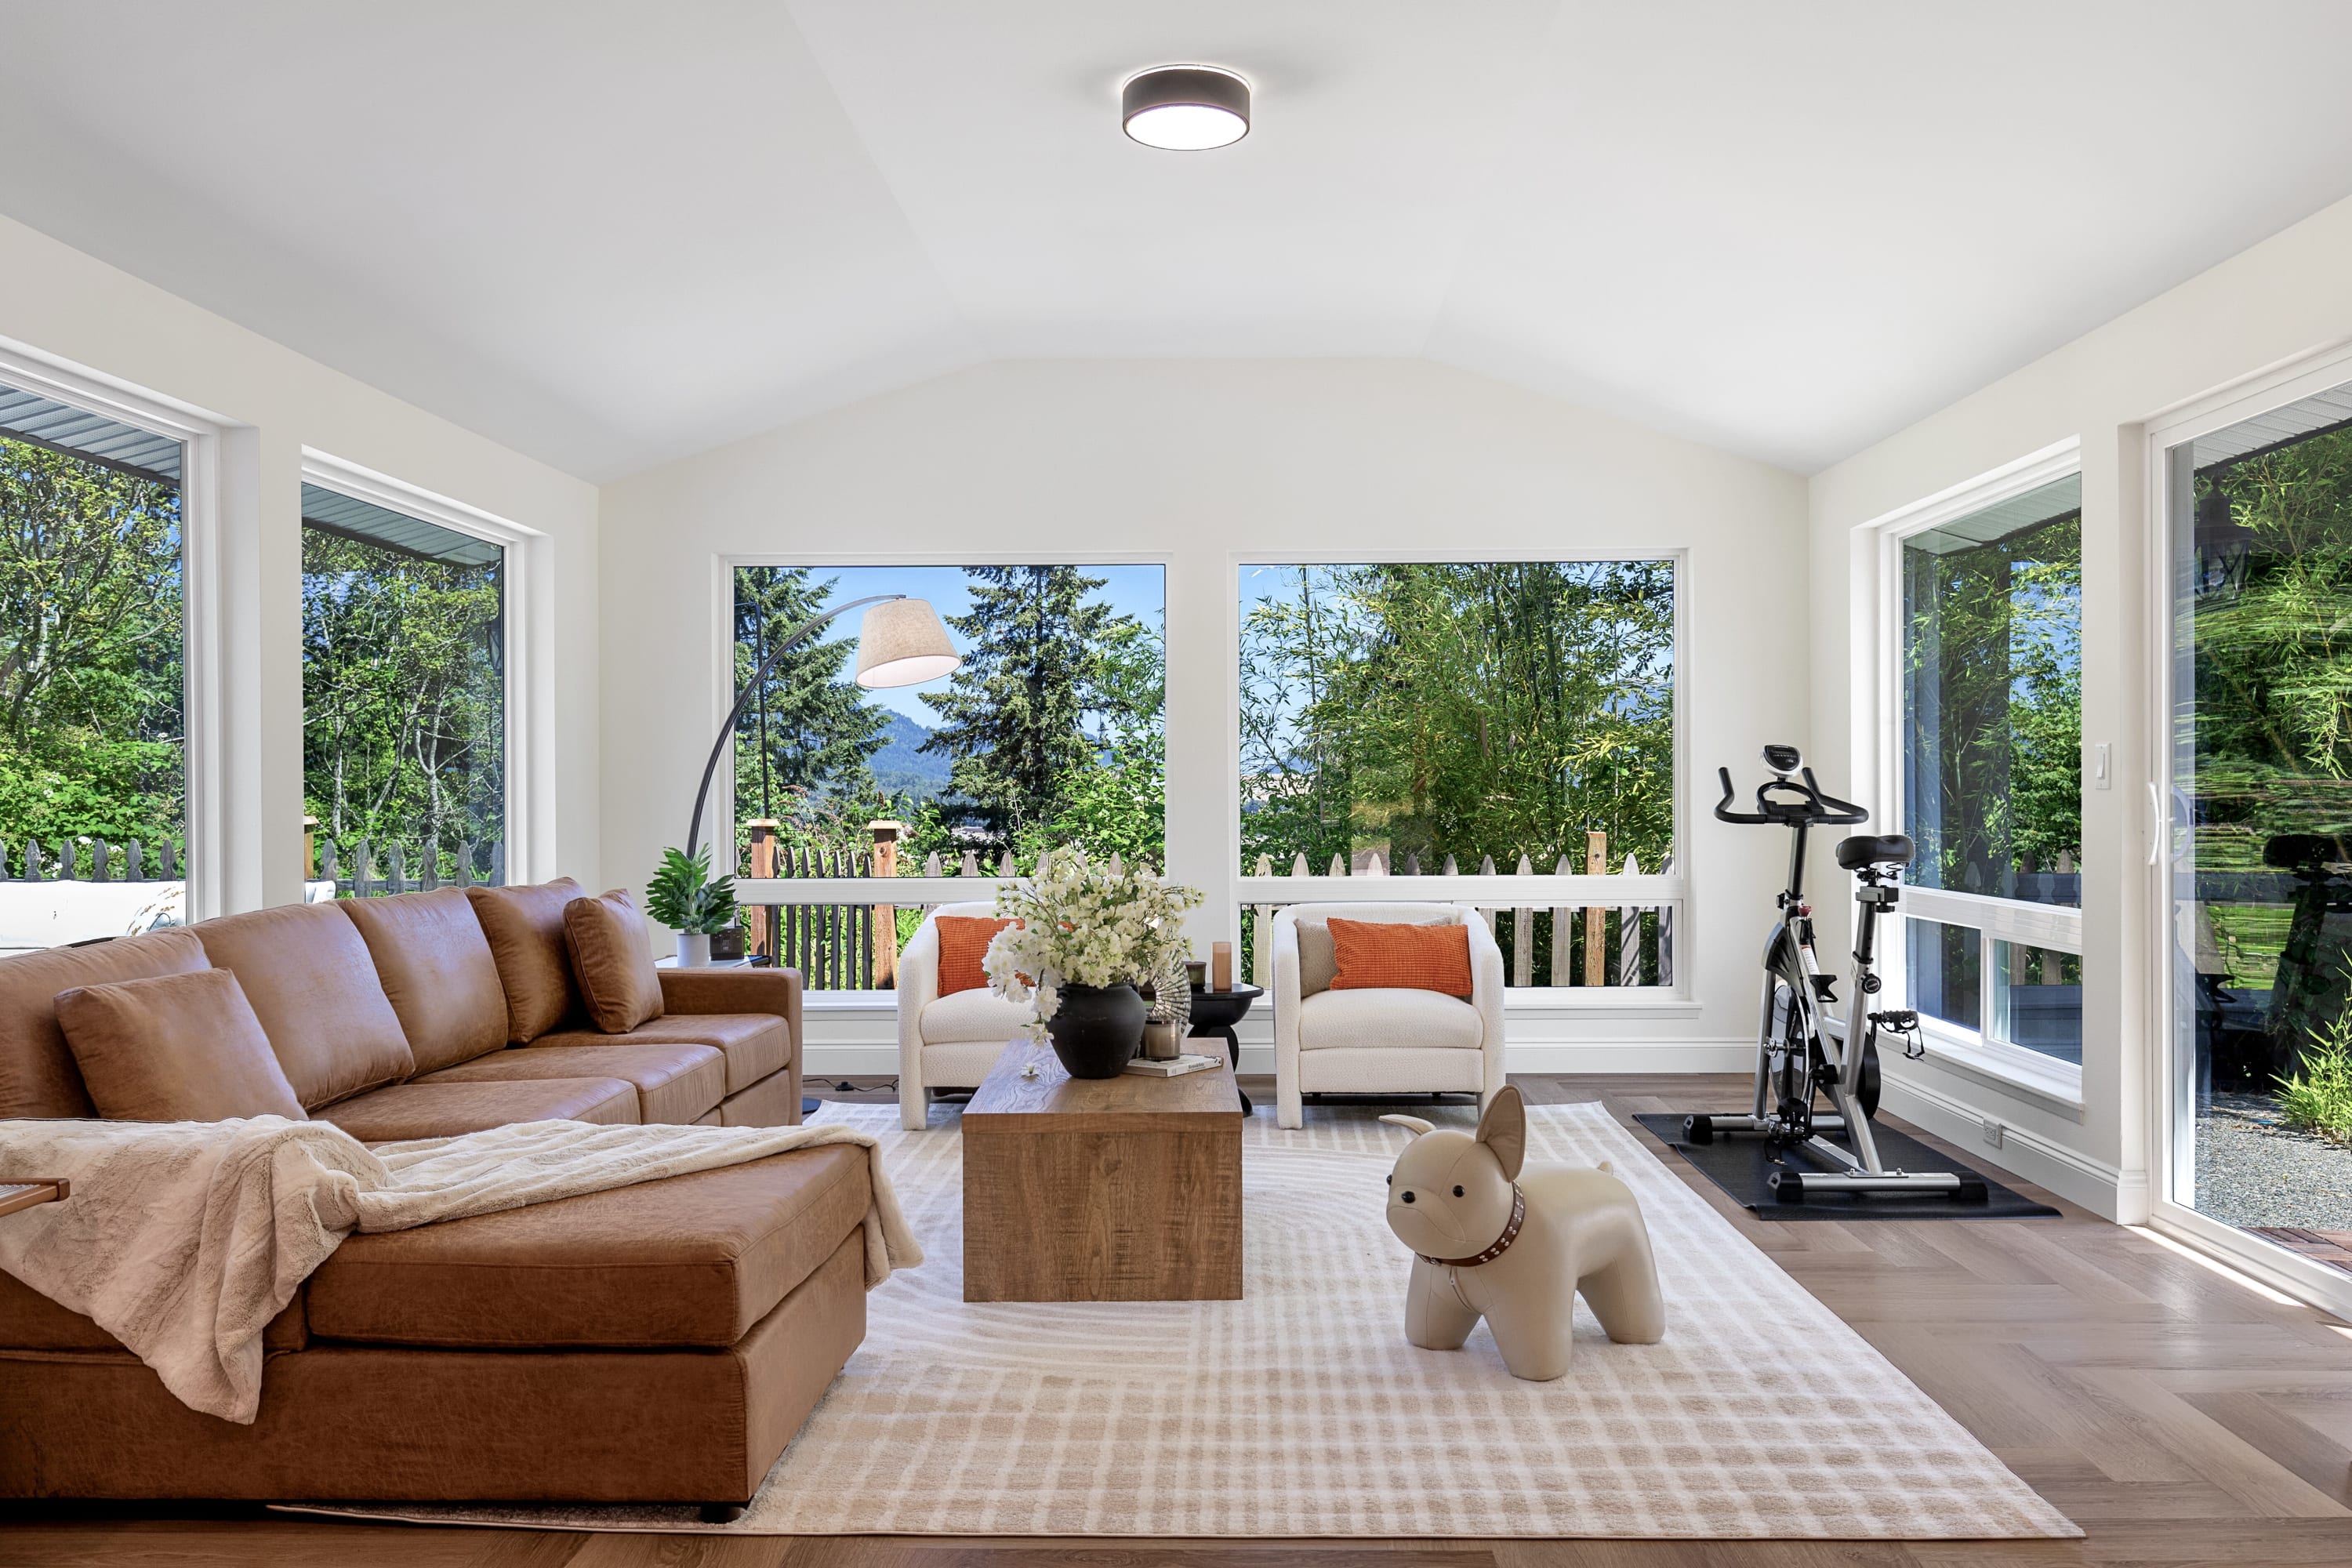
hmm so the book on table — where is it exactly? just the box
[1122,1053,1221,1078]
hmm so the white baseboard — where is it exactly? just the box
[1873,1074,2124,1219]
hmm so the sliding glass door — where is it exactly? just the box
[2163,376,2352,1293]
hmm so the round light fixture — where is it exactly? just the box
[1122,64,1250,151]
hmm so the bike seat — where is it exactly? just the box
[1836,833,1915,869]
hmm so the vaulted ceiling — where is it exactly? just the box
[3,2,2350,481]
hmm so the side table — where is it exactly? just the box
[1187,982,1263,1114]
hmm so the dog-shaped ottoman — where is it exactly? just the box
[1381,1084,1664,1381]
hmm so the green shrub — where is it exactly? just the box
[2277,1004,2352,1142]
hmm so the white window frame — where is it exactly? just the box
[0,336,228,920]
[1869,439,2087,1105]
[299,450,545,884]
[1226,549,1693,1007]
[2140,337,2352,1319]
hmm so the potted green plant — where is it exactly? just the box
[983,848,1203,1077]
[645,846,738,968]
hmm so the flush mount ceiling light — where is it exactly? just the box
[1122,64,1250,151]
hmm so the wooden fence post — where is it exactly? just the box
[1512,854,1534,987]
[745,820,779,960]
[869,820,902,988]
[1583,829,1607,986]
[1549,855,1573,988]
[1657,853,1675,986]
[1252,853,1274,989]
[1618,853,1642,985]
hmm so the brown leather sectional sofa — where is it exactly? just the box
[0,881,870,1512]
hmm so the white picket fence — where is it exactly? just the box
[1237,849,1677,990]
[730,835,1684,995]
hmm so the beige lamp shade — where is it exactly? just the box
[854,597,960,688]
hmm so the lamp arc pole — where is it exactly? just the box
[684,593,904,866]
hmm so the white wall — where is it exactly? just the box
[0,213,602,904]
[599,358,1809,1073]
[1809,189,2352,1220]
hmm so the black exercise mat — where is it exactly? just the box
[1632,1112,2060,1220]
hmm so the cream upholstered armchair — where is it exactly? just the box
[895,901,1033,1129]
[1271,902,1507,1130]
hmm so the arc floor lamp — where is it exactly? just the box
[684,594,960,862]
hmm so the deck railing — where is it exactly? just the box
[731,821,1682,996]
[1,835,183,882]
[309,836,506,898]
[1236,838,1679,990]
[735,833,1022,992]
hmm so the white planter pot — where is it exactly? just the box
[674,931,712,968]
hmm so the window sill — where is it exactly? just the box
[1828,1014,2083,1117]
[1911,1025,2085,1119]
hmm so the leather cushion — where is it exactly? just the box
[196,902,416,1109]
[1296,986,1483,1051]
[535,1013,788,1095]
[920,987,1033,1045]
[1327,916,1473,997]
[0,927,211,1119]
[934,916,1015,996]
[340,887,509,1073]
[305,1144,871,1348]
[466,878,586,1043]
[55,968,307,1122]
[563,890,665,1033]
[317,1077,639,1142]
[418,1042,724,1124]
[657,966,800,1035]
[0,1269,306,1354]
[713,1070,799,1127]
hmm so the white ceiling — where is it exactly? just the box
[2,2,2350,481]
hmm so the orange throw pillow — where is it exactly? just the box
[935,916,1020,996]
[1327,917,1474,998]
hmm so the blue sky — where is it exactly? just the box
[776,564,1166,724]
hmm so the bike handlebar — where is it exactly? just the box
[1713,764,1869,827]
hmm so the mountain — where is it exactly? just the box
[870,710,951,800]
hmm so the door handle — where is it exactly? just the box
[2147,781,2162,866]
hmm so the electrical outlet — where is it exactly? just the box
[1981,1116,2005,1149]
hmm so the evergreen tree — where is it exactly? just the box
[731,568,887,826]
[921,565,1124,844]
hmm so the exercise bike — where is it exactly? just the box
[1680,745,1987,1204]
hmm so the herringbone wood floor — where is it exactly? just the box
[9,1073,2352,1567]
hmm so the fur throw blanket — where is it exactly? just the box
[0,1116,923,1423]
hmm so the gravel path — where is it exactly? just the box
[2194,1091,2352,1229]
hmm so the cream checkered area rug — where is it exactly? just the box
[286,1099,2078,1539]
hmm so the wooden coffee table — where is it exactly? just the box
[962,1037,1243,1302]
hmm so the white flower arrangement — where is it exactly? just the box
[983,848,1204,1040]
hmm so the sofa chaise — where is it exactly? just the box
[0,879,863,1513]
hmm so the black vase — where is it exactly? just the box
[1046,982,1148,1078]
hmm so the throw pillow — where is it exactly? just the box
[935,916,1019,996]
[466,877,587,1042]
[564,889,666,1033]
[55,968,307,1123]
[1327,916,1475,999]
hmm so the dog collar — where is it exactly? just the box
[1418,1185,1526,1269]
